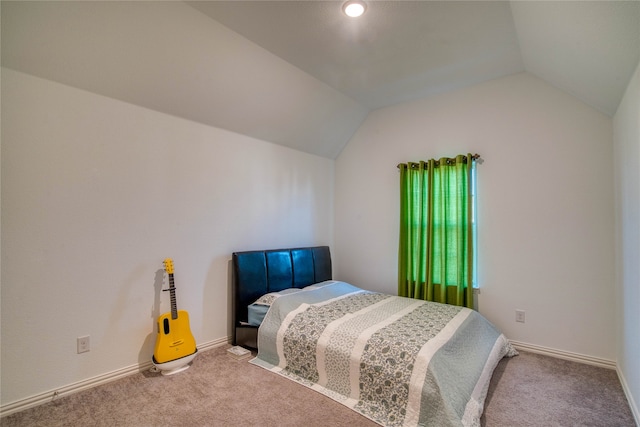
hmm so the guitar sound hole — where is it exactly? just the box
[163,318,170,334]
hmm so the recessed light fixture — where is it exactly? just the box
[342,0,366,18]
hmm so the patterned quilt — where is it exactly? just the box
[250,281,517,427]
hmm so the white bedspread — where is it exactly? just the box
[251,281,517,427]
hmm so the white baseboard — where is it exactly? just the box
[197,336,230,352]
[511,341,640,423]
[509,340,617,369]
[0,337,229,418]
[5,337,633,421]
[617,367,640,426]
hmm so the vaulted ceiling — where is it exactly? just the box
[2,1,639,159]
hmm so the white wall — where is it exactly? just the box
[1,68,334,406]
[335,72,615,361]
[613,62,640,421]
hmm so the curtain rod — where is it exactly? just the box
[397,153,482,169]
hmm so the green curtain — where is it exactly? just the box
[398,154,475,308]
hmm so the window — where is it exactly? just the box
[398,154,477,308]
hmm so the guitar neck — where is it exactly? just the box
[168,273,178,320]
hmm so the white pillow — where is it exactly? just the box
[252,288,302,306]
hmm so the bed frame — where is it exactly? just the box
[232,246,332,349]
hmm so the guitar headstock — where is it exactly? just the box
[163,258,174,274]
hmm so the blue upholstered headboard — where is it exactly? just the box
[232,246,332,348]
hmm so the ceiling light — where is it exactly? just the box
[342,0,366,18]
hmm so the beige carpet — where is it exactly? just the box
[1,346,636,426]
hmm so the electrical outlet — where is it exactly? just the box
[515,310,525,323]
[77,336,90,353]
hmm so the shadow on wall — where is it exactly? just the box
[138,269,165,366]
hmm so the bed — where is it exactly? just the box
[232,246,516,427]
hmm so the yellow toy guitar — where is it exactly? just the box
[153,258,197,364]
